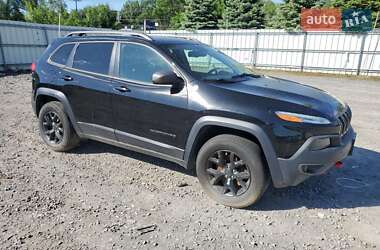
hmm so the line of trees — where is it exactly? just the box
[0,0,379,30]
[1,0,120,28]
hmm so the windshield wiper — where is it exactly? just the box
[203,78,234,83]
[231,73,261,79]
[203,73,261,83]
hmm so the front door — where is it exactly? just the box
[111,42,191,159]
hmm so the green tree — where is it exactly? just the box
[222,0,265,29]
[120,0,155,29]
[80,4,117,28]
[121,0,142,28]
[183,0,218,29]
[24,0,117,29]
[24,0,68,24]
[0,0,25,21]
[47,0,66,11]
[170,12,186,29]
[271,0,317,30]
[263,0,278,28]
[215,0,225,18]
[120,0,189,30]
[215,0,225,26]
[65,10,83,26]
[153,0,185,29]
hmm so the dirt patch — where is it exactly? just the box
[1,74,379,249]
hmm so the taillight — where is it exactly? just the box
[31,62,36,72]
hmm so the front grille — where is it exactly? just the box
[338,108,352,135]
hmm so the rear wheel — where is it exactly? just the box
[196,134,268,208]
[38,101,80,152]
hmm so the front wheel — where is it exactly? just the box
[196,134,268,208]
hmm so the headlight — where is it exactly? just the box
[275,111,331,124]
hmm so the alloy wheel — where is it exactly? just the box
[206,150,251,197]
[42,111,64,144]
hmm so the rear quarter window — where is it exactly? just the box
[50,44,75,65]
[72,42,114,75]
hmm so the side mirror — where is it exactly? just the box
[152,70,183,86]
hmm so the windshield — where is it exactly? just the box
[160,43,258,82]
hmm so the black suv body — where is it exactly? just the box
[32,31,356,207]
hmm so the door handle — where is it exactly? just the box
[62,75,73,81]
[114,86,130,93]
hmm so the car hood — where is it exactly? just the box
[214,76,346,118]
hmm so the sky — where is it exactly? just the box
[66,0,283,11]
[66,0,125,11]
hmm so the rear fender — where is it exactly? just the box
[35,87,82,135]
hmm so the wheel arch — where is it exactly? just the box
[184,116,286,187]
[35,88,82,135]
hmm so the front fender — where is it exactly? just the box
[184,116,287,188]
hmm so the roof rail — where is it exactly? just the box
[65,31,152,41]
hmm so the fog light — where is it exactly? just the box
[310,138,330,151]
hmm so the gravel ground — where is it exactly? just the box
[0,73,379,250]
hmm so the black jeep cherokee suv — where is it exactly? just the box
[31,31,356,208]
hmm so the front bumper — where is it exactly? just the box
[277,127,356,187]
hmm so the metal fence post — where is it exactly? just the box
[232,30,235,47]
[252,32,259,67]
[0,32,7,71]
[356,33,367,76]
[42,27,49,47]
[300,32,308,72]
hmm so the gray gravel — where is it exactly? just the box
[0,73,379,249]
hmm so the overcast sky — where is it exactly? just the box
[66,0,283,11]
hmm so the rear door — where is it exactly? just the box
[61,41,117,139]
[47,42,76,87]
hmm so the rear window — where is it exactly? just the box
[50,44,74,65]
[72,43,114,74]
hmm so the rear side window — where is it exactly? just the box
[72,43,114,74]
[50,44,74,65]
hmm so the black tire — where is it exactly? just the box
[38,101,80,152]
[196,134,268,208]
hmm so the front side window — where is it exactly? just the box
[119,43,172,84]
[73,42,114,74]
[50,44,74,65]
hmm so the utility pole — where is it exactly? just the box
[116,11,121,23]
[74,0,79,12]
[374,11,379,30]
